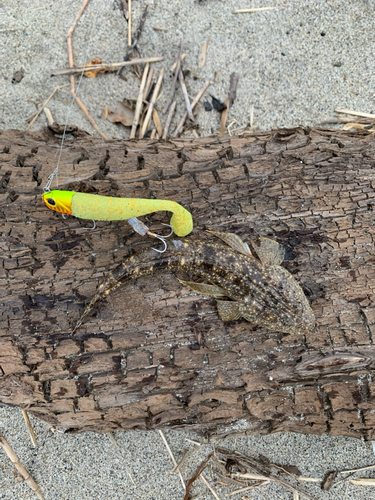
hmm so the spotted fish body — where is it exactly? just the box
[73,231,315,335]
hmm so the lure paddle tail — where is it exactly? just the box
[42,190,193,237]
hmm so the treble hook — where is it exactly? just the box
[150,234,168,253]
[159,223,174,238]
[147,224,174,253]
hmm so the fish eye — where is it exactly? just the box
[47,198,56,205]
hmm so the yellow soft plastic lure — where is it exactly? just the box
[41,190,193,237]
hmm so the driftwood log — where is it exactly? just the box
[1,126,375,439]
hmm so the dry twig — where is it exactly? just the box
[216,449,315,500]
[179,69,194,121]
[128,0,132,46]
[140,68,164,138]
[201,474,221,500]
[119,4,150,76]
[350,478,375,485]
[152,108,163,136]
[108,432,119,448]
[163,41,183,114]
[52,56,163,77]
[234,7,277,13]
[227,480,270,496]
[26,84,70,129]
[158,429,185,490]
[162,100,177,139]
[219,98,230,137]
[340,464,375,474]
[200,41,208,68]
[21,410,37,448]
[119,0,129,20]
[144,67,155,101]
[335,108,375,119]
[66,0,108,139]
[220,72,239,136]
[130,63,149,138]
[172,80,210,136]
[67,0,90,95]
[184,453,214,500]
[0,431,45,499]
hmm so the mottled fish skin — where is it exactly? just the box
[72,233,315,335]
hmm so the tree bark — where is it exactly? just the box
[1,126,375,439]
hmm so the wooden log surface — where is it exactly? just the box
[1,126,375,439]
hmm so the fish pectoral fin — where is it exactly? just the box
[178,279,226,297]
[249,235,284,266]
[216,300,242,321]
[207,230,252,257]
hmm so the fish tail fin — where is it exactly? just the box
[71,249,169,334]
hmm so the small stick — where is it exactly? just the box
[185,438,201,446]
[119,4,150,76]
[75,95,108,139]
[179,69,194,121]
[67,0,91,95]
[21,410,37,448]
[150,128,156,139]
[26,84,70,129]
[66,0,108,140]
[219,98,230,137]
[234,7,277,13]
[171,53,185,72]
[184,453,214,500]
[43,108,54,126]
[250,103,254,131]
[140,68,164,138]
[119,0,129,20]
[158,429,185,490]
[130,62,149,138]
[144,67,154,101]
[52,56,164,76]
[172,80,210,137]
[152,108,163,136]
[171,448,189,473]
[227,481,270,496]
[340,464,375,474]
[128,0,132,46]
[220,72,239,137]
[200,40,208,68]
[200,474,221,500]
[108,432,119,448]
[163,41,183,114]
[0,431,45,499]
[335,108,375,119]
[162,100,177,139]
[228,72,239,108]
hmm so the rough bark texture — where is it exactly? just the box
[1,126,375,439]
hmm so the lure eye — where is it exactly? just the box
[47,198,56,206]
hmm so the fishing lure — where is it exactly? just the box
[41,190,193,237]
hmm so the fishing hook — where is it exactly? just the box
[147,224,174,253]
[150,234,168,253]
[84,219,96,230]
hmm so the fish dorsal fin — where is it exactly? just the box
[249,235,284,266]
[208,230,252,257]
